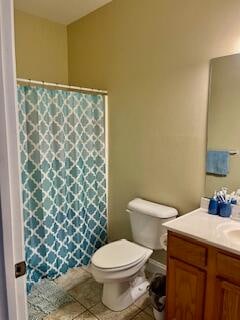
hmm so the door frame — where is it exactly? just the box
[0,0,27,319]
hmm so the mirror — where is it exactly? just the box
[205,53,240,197]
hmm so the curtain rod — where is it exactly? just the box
[17,78,108,96]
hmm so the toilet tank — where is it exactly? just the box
[127,198,178,250]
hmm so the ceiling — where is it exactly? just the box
[14,0,112,25]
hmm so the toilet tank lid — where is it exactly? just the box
[127,198,178,218]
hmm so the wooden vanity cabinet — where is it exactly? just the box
[167,258,206,320]
[166,231,240,320]
[215,279,240,319]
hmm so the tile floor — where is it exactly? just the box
[42,267,154,320]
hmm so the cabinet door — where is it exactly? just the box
[215,279,240,320]
[166,258,206,320]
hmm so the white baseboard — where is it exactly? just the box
[146,258,166,275]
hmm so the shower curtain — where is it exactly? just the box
[18,85,107,292]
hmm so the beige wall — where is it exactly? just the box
[14,10,68,84]
[67,0,240,249]
[206,54,240,196]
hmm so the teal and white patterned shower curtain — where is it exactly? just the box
[18,85,107,292]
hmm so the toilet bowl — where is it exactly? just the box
[91,239,152,311]
[91,198,178,311]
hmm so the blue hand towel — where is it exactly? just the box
[206,150,229,176]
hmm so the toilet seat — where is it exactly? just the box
[91,239,148,271]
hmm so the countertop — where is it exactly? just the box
[163,207,240,256]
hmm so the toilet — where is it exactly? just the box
[91,198,178,311]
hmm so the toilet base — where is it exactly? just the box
[102,274,149,311]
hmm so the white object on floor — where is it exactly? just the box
[153,307,165,320]
[91,198,177,311]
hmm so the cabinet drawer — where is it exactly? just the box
[168,234,207,268]
[217,252,240,284]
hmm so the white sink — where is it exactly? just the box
[225,228,240,244]
[216,222,240,247]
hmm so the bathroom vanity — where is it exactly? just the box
[164,207,240,320]
[161,51,240,320]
